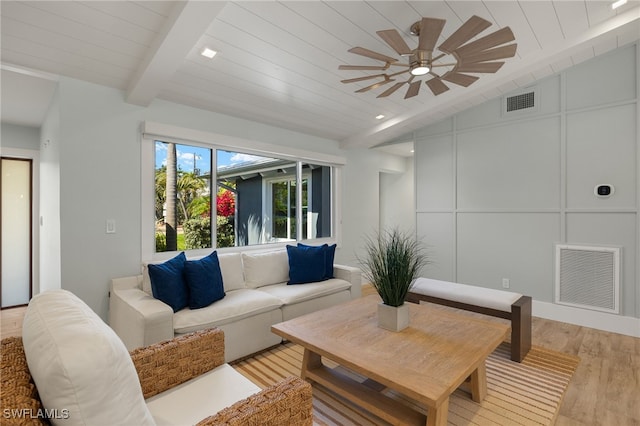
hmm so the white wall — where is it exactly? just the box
[335,148,408,268]
[414,43,639,333]
[42,77,399,319]
[39,87,61,293]
[380,158,415,235]
[1,123,40,150]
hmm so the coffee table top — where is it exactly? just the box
[272,294,510,407]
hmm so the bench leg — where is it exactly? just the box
[510,296,532,362]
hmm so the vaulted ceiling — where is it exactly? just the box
[1,1,639,151]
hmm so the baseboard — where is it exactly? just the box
[533,300,640,338]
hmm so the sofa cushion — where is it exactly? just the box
[217,252,245,291]
[148,252,189,312]
[287,244,327,285]
[173,289,283,334]
[184,251,226,309]
[22,290,155,426]
[298,243,336,279]
[146,363,260,426]
[259,278,351,305]
[242,250,289,288]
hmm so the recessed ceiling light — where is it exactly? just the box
[611,0,627,9]
[375,114,385,120]
[201,47,217,59]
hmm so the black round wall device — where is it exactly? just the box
[594,184,614,198]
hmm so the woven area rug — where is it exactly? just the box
[232,342,579,426]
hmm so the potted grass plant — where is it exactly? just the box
[359,228,427,331]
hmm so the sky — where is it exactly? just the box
[154,142,267,174]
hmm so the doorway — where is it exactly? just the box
[1,157,33,308]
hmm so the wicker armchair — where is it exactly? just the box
[1,329,313,426]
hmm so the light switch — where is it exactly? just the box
[106,219,116,234]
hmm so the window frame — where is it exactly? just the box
[141,121,344,261]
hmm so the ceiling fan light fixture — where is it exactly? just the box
[410,64,430,76]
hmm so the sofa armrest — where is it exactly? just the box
[109,276,174,350]
[333,264,362,299]
[196,376,313,426]
[130,329,225,399]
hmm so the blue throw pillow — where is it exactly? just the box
[298,243,336,279]
[183,251,225,309]
[148,252,188,312]
[287,245,327,285]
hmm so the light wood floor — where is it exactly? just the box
[3,288,639,425]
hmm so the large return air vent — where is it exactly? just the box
[506,91,535,112]
[555,244,620,314]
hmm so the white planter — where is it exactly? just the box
[377,302,409,332]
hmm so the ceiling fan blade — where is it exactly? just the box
[405,80,422,99]
[455,27,515,57]
[426,78,450,96]
[441,72,478,87]
[341,74,386,84]
[456,61,504,73]
[418,17,446,52]
[356,79,395,93]
[339,65,390,71]
[377,29,412,56]
[348,47,398,63]
[457,44,517,64]
[377,82,406,98]
[438,15,492,54]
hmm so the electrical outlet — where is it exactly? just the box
[502,278,510,289]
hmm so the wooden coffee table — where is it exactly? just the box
[272,294,510,426]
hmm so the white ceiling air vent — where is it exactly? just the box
[502,88,537,116]
[555,244,620,314]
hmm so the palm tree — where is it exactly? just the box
[155,165,166,221]
[165,143,178,251]
[177,172,206,221]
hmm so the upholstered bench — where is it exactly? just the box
[406,277,532,362]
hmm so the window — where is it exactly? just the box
[146,125,340,257]
[215,151,331,247]
[154,142,212,252]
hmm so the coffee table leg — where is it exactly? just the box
[469,361,487,403]
[301,349,322,380]
[427,397,449,426]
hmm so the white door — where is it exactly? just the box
[1,157,32,307]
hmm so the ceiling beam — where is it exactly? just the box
[125,1,226,106]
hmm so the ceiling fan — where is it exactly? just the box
[339,15,517,99]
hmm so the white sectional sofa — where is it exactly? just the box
[109,248,361,361]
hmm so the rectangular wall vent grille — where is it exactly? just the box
[506,92,535,112]
[555,244,620,314]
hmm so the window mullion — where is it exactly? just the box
[296,162,302,241]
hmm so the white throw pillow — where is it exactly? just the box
[22,290,155,426]
[242,250,289,288]
[217,252,245,291]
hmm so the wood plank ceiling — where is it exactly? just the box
[1,1,639,150]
